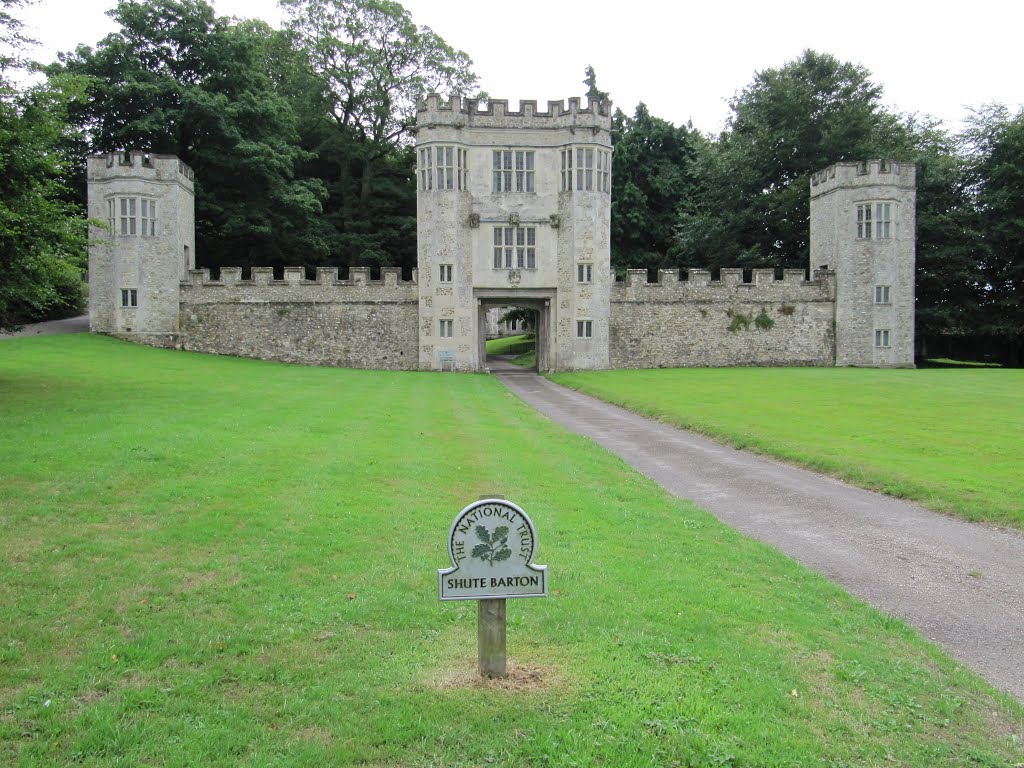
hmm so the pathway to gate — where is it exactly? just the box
[494,364,1024,702]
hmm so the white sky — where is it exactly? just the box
[18,0,1024,135]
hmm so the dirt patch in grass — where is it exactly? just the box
[431,661,562,693]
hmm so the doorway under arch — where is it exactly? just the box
[475,291,554,372]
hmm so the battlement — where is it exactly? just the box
[182,266,417,288]
[179,266,420,309]
[415,93,612,132]
[810,160,915,197]
[613,267,834,295]
[87,151,195,186]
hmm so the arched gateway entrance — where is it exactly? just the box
[476,291,553,372]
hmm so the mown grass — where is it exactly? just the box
[511,349,537,368]
[549,367,1024,529]
[1,336,1022,766]
[485,334,535,356]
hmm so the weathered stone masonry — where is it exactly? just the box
[87,102,916,371]
[179,267,419,370]
[611,268,837,368]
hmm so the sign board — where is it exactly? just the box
[438,498,547,601]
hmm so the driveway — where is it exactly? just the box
[0,315,89,339]
[496,368,1024,702]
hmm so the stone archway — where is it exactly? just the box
[475,290,555,372]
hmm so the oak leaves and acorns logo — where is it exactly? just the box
[471,525,511,566]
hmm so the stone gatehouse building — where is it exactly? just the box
[87,95,916,371]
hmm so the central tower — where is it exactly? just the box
[414,95,612,371]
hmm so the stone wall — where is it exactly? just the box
[610,268,837,368]
[178,267,419,370]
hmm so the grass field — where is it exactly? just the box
[1,336,1022,766]
[550,367,1024,529]
[485,334,535,357]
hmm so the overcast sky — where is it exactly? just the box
[18,0,1023,134]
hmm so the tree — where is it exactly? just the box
[905,116,983,358]
[282,0,476,208]
[275,0,477,271]
[964,104,1024,365]
[0,1,89,330]
[278,0,476,271]
[56,0,330,270]
[610,103,697,269]
[282,0,476,150]
[676,50,910,269]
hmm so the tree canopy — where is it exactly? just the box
[0,0,88,330]
[610,102,697,270]
[675,50,910,269]
[56,0,330,270]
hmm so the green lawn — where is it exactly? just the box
[2,336,1022,766]
[485,333,534,356]
[550,367,1024,529]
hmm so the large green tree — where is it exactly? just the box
[56,0,329,270]
[610,102,697,269]
[281,0,476,269]
[906,116,983,357]
[1,0,88,330]
[964,104,1024,365]
[676,50,910,269]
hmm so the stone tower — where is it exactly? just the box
[87,151,195,346]
[810,160,916,367]
[414,95,613,371]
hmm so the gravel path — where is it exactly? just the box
[494,365,1024,702]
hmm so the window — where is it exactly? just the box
[875,329,891,348]
[493,226,536,269]
[493,150,534,193]
[419,147,433,190]
[436,146,455,190]
[439,319,454,338]
[140,199,156,236]
[576,320,593,338]
[560,149,572,191]
[420,146,467,191]
[576,148,594,191]
[114,197,156,236]
[597,150,611,192]
[857,202,892,240]
[875,285,891,304]
[439,264,453,283]
[120,289,138,308]
[119,197,136,235]
[577,263,592,283]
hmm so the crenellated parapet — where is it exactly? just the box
[415,93,611,133]
[87,151,195,187]
[180,266,418,305]
[810,160,915,198]
[610,267,838,369]
[612,267,835,302]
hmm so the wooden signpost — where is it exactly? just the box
[438,498,547,678]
